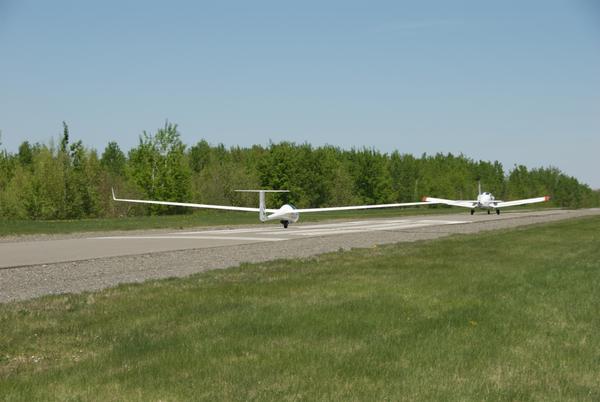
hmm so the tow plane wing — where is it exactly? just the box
[494,196,551,208]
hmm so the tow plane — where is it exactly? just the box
[422,182,550,215]
[112,188,430,228]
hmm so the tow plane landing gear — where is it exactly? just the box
[470,209,475,215]
[496,209,500,215]
[280,220,289,229]
[487,210,491,215]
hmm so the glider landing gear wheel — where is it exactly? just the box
[487,210,491,215]
[470,209,475,215]
[280,220,289,229]
[496,209,500,215]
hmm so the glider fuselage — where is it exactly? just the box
[262,204,300,223]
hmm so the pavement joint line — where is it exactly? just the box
[168,219,472,238]
[173,227,277,235]
[284,222,458,236]
[173,220,392,235]
[293,226,433,236]
[261,220,467,236]
[91,235,286,242]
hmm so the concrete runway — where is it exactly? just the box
[1,208,599,302]
[1,216,470,268]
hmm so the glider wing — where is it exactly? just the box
[293,201,431,213]
[111,188,278,213]
[421,197,477,209]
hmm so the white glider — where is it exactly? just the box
[112,188,430,228]
[422,182,550,215]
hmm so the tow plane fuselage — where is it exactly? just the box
[422,182,550,215]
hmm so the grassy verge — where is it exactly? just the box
[2,216,598,401]
[0,205,558,237]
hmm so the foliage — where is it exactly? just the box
[127,121,191,214]
[0,122,598,220]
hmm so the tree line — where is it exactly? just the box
[0,122,598,220]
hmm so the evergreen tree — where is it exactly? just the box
[189,140,212,173]
[101,141,126,177]
[60,121,70,153]
[18,141,33,167]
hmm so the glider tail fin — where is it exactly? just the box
[235,189,289,222]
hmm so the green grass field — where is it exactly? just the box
[1,216,598,401]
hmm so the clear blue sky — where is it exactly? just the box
[1,0,599,187]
